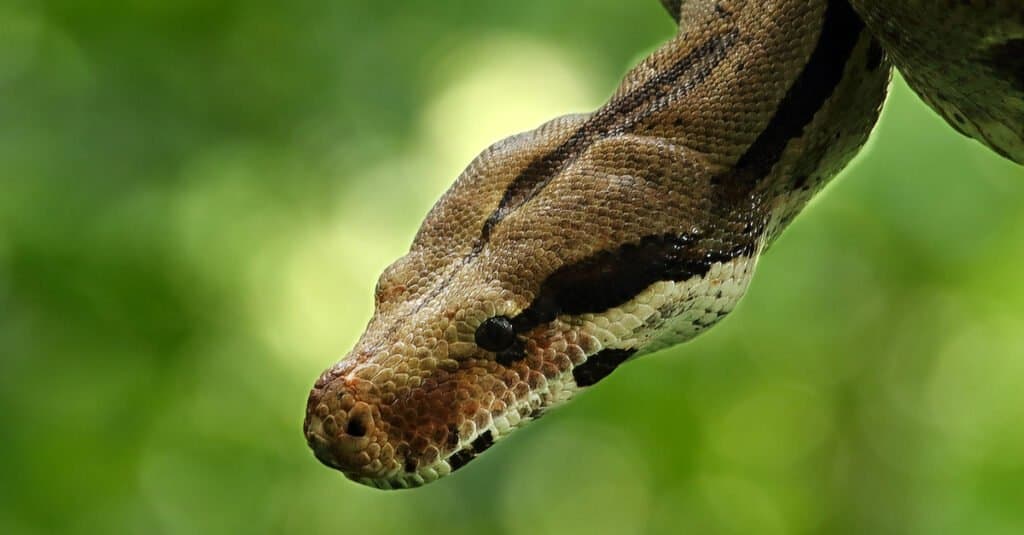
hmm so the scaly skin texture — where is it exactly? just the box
[850,0,1024,163]
[304,0,893,489]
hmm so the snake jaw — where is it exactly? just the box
[358,362,573,490]
[302,318,589,488]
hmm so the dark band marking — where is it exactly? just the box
[715,0,865,195]
[447,431,496,472]
[659,0,682,22]
[475,29,738,249]
[866,40,884,72]
[511,233,756,333]
[446,425,460,447]
[470,430,494,453]
[573,349,637,387]
[446,426,497,469]
[495,339,526,366]
[447,449,474,471]
[984,38,1024,92]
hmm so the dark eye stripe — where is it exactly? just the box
[511,232,756,333]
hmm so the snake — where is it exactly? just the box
[304,0,1024,489]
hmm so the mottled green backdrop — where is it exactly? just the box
[2,1,1023,534]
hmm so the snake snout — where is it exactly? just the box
[303,373,389,477]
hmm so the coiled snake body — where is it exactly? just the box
[304,0,1024,489]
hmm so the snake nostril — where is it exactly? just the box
[345,408,371,437]
[346,418,367,437]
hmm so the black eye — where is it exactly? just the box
[474,316,517,352]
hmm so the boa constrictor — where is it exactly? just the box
[304,0,1024,489]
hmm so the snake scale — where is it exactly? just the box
[304,0,1024,489]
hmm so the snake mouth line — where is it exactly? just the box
[353,423,511,489]
[357,434,499,489]
[356,365,583,490]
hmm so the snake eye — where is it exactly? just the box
[474,316,517,352]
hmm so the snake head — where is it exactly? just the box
[303,0,892,489]
[303,115,761,489]
[302,288,567,489]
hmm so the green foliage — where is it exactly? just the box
[2,1,1022,533]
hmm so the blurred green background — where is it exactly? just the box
[3,0,1024,533]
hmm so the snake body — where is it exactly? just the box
[304,0,1024,489]
[850,0,1024,163]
